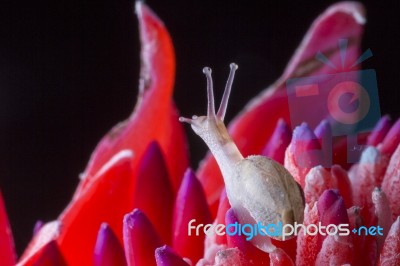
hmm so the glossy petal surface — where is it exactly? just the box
[0,191,16,266]
[173,169,212,263]
[123,209,161,266]
[94,223,126,266]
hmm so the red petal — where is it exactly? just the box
[173,169,212,264]
[22,240,66,266]
[77,1,188,195]
[347,207,379,266]
[269,248,294,266]
[314,120,332,168]
[261,119,292,164]
[295,203,319,266]
[215,189,230,245]
[378,217,400,266]
[225,208,270,265]
[381,143,400,220]
[0,190,16,266]
[331,165,352,208]
[59,152,134,265]
[21,3,188,263]
[203,189,230,262]
[367,115,392,147]
[155,245,190,266]
[197,2,365,212]
[134,142,174,244]
[271,237,297,264]
[94,223,126,266]
[123,209,161,266]
[317,190,349,247]
[19,221,60,264]
[372,188,392,251]
[379,118,400,156]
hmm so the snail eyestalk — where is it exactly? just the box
[180,63,305,252]
[217,63,238,121]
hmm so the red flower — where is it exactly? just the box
[0,1,399,265]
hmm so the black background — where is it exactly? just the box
[1,0,399,254]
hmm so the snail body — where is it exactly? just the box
[180,64,304,250]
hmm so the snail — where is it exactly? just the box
[179,63,304,251]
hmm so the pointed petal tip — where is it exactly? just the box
[94,223,126,266]
[135,1,162,24]
[318,189,349,225]
[292,123,315,143]
[123,208,142,228]
[155,245,190,266]
[314,119,331,136]
[327,1,366,25]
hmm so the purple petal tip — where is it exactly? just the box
[318,189,349,225]
[155,245,190,266]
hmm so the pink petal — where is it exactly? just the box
[269,248,294,266]
[304,166,335,206]
[94,223,126,266]
[347,207,378,266]
[197,2,365,213]
[225,208,270,264]
[378,216,400,266]
[285,123,323,187]
[296,203,319,266]
[331,165,353,208]
[349,146,389,221]
[215,189,230,245]
[123,209,161,266]
[314,120,332,168]
[371,188,392,251]
[172,169,212,264]
[315,235,352,265]
[261,119,292,164]
[347,206,362,229]
[367,115,392,146]
[0,190,16,266]
[134,142,174,244]
[155,245,190,266]
[318,189,349,226]
[381,143,400,220]
[214,248,248,265]
[379,118,400,156]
